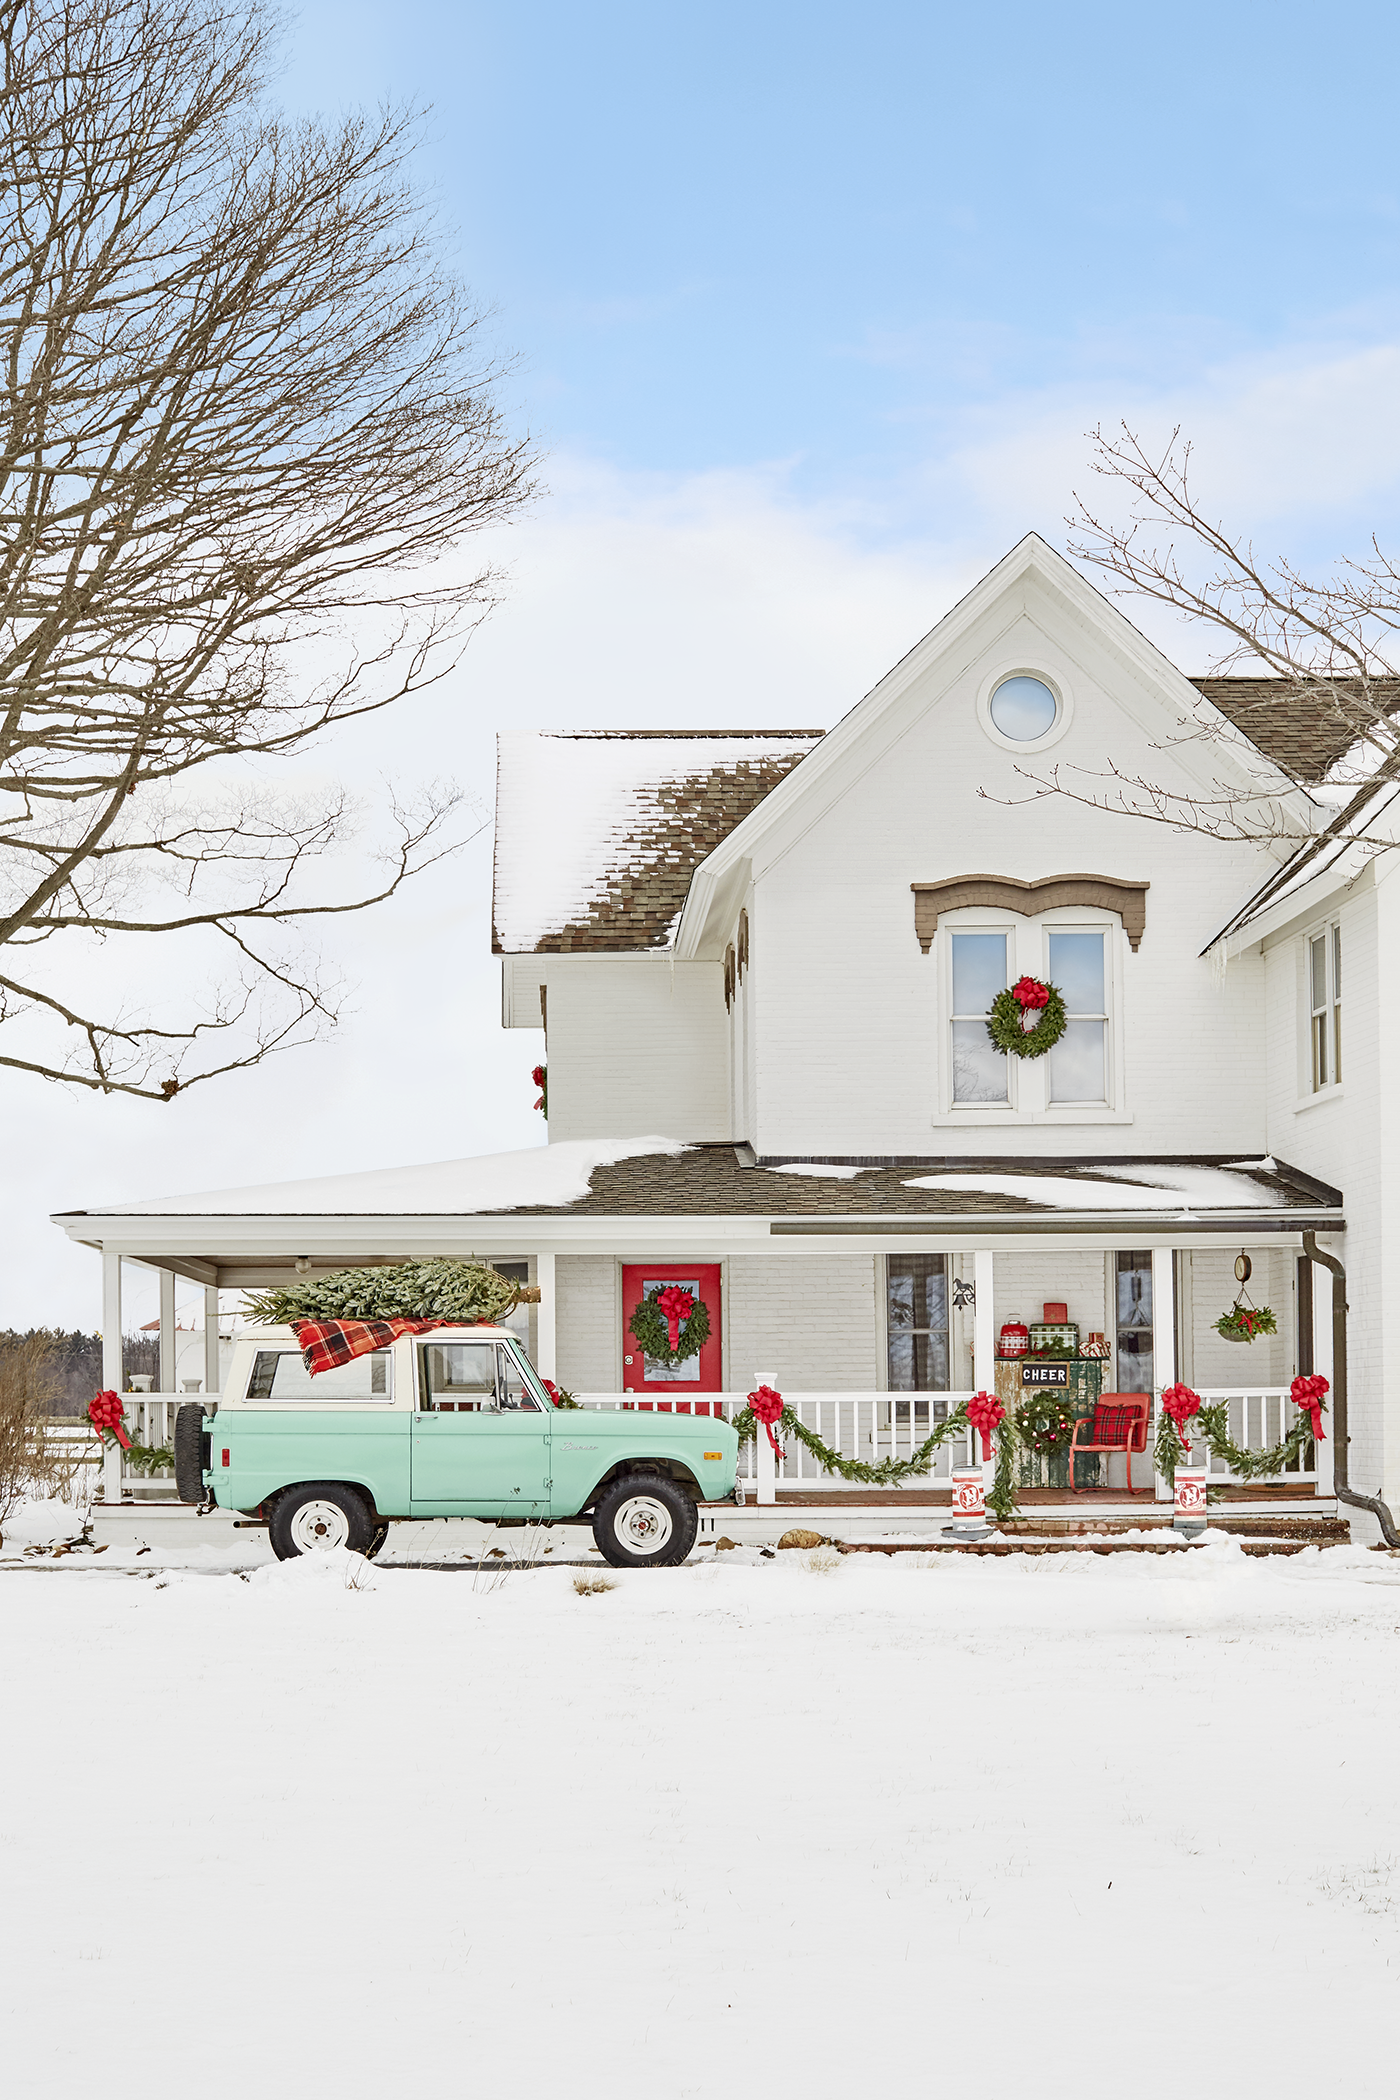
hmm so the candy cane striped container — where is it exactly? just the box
[1174,1466,1208,1538]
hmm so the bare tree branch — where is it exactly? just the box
[0,0,537,1098]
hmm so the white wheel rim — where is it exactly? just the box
[613,1494,673,1556]
[288,1499,351,1553]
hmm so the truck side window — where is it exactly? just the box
[499,1348,544,1412]
[420,1342,501,1412]
[246,1349,391,1399]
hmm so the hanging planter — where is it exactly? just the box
[1214,1299,1277,1344]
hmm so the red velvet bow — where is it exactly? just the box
[1012,976,1051,1010]
[655,1285,695,1354]
[748,1384,785,1457]
[966,1390,1005,1460]
[88,1389,131,1450]
[1290,1373,1329,1442]
[1161,1382,1202,1454]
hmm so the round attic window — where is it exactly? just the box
[989,675,1058,741]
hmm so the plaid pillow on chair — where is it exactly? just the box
[1091,1404,1138,1448]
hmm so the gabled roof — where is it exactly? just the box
[493,731,822,954]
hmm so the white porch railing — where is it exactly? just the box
[576,1387,1332,1496]
[1173,1388,1325,1488]
[575,1392,982,1492]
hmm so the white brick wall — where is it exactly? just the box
[543,956,728,1143]
[555,1256,619,1393]
[724,1253,880,1389]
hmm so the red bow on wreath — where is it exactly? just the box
[1161,1382,1202,1454]
[654,1285,695,1355]
[1012,976,1051,1011]
[966,1390,1006,1460]
[1290,1373,1329,1442]
[88,1389,131,1450]
[748,1384,785,1457]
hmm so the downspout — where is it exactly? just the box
[1303,1231,1400,1547]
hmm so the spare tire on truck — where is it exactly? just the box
[174,1403,208,1504]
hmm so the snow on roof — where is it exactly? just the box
[89,1136,690,1217]
[904,1164,1291,1211]
[492,730,822,954]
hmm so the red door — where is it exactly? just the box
[621,1263,723,1412]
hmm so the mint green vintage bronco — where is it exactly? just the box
[175,1325,739,1568]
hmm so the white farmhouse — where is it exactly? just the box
[55,534,1396,1537]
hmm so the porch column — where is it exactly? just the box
[1152,1248,1176,1502]
[1312,1256,1336,1497]
[204,1285,221,1397]
[536,1252,557,1380]
[158,1269,176,1394]
[101,1248,123,1504]
[972,1250,995,1391]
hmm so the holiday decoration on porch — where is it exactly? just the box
[1152,1375,1328,1486]
[88,1389,131,1450]
[985,975,1068,1059]
[1214,1298,1278,1343]
[246,1259,540,1329]
[628,1284,711,1367]
[966,1390,1006,1459]
[542,1379,579,1409]
[532,1063,547,1115]
[1014,1391,1078,1460]
[998,1321,1030,1358]
[1291,1373,1329,1443]
[747,1384,785,1457]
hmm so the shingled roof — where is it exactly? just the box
[493,731,822,954]
[1191,677,1400,784]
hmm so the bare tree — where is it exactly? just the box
[987,424,1400,856]
[0,0,536,1100]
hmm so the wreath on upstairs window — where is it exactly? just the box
[628,1284,712,1367]
[986,975,1068,1059]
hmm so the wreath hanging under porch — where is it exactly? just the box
[986,975,1068,1060]
[628,1284,711,1367]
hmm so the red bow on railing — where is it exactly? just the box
[966,1390,1006,1461]
[1290,1373,1329,1442]
[748,1384,785,1458]
[1161,1382,1202,1454]
[1011,976,1051,1010]
[655,1286,696,1354]
[88,1388,131,1450]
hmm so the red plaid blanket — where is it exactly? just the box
[291,1317,447,1375]
[1090,1404,1140,1449]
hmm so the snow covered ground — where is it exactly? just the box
[4,1533,1399,2098]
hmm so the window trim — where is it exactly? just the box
[1304,918,1342,1097]
[935,905,1127,1124]
[975,659,1074,755]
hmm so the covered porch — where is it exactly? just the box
[51,1142,1345,1530]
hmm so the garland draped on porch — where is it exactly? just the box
[731,1398,1020,1519]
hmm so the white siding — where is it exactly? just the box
[554,1256,619,1393]
[543,957,728,1142]
[724,1253,880,1390]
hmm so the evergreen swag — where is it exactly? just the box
[628,1287,711,1366]
[730,1398,1020,1519]
[1152,1378,1326,1486]
[245,1260,538,1327]
[986,977,1068,1060]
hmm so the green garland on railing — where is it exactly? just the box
[731,1401,1022,1520]
[1152,1402,1315,1488]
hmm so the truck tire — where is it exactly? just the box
[174,1404,207,1505]
[592,1473,697,1569]
[269,1482,375,1561]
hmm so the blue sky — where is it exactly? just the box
[282,0,1400,548]
[14,0,1400,1327]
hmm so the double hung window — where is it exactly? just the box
[1309,925,1342,1092]
[950,933,1010,1103]
[885,1255,950,1393]
[1047,931,1107,1104]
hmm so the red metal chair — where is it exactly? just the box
[1067,1395,1151,1494]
